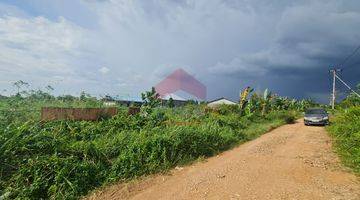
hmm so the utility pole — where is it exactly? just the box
[329,68,342,109]
[329,68,359,109]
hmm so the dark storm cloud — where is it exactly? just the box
[0,0,359,102]
[208,0,360,103]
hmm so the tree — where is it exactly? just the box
[239,86,253,115]
[340,82,360,107]
[261,88,272,115]
[45,85,54,93]
[57,95,77,102]
[80,91,91,101]
[141,87,160,108]
[140,87,161,115]
[13,80,29,95]
[168,97,174,108]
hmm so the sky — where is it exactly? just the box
[0,0,359,103]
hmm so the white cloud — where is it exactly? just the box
[0,3,29,18]
[99,66,109,74]
[0,15,91,93]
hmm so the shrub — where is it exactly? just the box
[0,92,301,199]
[284,115,296,124]
[0,107,297,199]
[327,106,360,174]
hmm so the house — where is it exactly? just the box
[207,97,237,108]
[117,99,143,107]
[101,96,144,107]
[160,93,189,107]
[101,95,117,107]
[101,93,194,108]
[103,101,117,107]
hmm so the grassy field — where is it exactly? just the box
[0,89,307,199]
[327,106,360,175]
[0,107,297,199]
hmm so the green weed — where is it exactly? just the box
[327,106,360,175]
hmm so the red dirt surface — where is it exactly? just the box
[86,120,360,200]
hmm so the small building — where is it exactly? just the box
[101,94,196,108]
[101,96,144,107]
[117,99,143,107]
[103,101,117,107]
[160,93,189,107]
[207,97,237,108]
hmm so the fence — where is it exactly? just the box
[41,107,118,121]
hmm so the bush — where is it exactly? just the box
[327,106,360,174]
[265,111,297,124]
[284,115,296,124]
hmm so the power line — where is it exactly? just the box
[336,73,355,100]
[328,44,360,107]
[334,74,360,97]
[329,68,360,107]
[342,61,360,71]
[336,44,360,67]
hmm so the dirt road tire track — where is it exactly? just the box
[87,120,360,200]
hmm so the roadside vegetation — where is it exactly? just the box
[0,83,314,199]
[327,84,360,175]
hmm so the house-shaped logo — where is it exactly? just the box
[155,68,207,100]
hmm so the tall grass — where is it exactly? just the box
[0,105,297,200]
[327,106,360,175]
[0,88,305,199]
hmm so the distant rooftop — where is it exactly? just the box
[108,96,143,102]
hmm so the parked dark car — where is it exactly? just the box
[304,108,329,126]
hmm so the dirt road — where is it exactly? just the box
[88,120,360,200]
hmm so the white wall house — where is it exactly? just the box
[207,97,237,108]
[103,101,117,107]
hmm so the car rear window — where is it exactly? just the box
[306,109,327,114]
